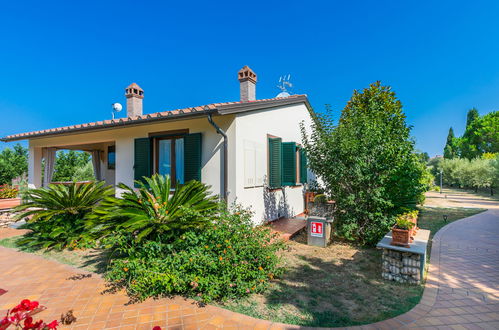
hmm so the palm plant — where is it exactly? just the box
[89,174,218,242]
[14,181,114,250]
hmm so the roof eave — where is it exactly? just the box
[0,95,311,142]
[218,95,310,115]
[1,109,218,142]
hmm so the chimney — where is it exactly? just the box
[125,83,144,117]
[238,66,257,102]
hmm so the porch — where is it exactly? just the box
[28,141,116,188]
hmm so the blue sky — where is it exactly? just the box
[1,1,498,156]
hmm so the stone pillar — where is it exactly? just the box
[381,249,422,284]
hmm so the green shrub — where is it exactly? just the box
[89,174,218,242]
[0,185,18,199]
[14,181,113,250]
[302,82,430,245]
[104,204,286,302]
[395,217,415,230]
[313,194,327,204]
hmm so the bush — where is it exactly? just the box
[0,184,18,199]
[103,204,286,302]
[302,82,430,245]
[14,181,114,250]
[313,194,327,204]
[89,174,219,242]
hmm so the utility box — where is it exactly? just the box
[307,216,333,247]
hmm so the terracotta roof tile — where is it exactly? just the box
[1,95,307,141]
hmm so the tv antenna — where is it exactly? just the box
[276,74,293,97]
[111,103,122,119]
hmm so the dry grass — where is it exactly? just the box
[220,205,485,327]
[221,231,422,327]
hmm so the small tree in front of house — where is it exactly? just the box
[302,82,430,246]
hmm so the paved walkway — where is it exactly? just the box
[0,189,498,329]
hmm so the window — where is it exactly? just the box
[134,132,202,187]
[155,136,184,185]
[268,137,307,188]
[107,145,116,170]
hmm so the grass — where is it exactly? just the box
[221,234,422,327]
[0,236,110,274]
[220,206,486,327]
[444,187,499,201]
[416,206,486,239]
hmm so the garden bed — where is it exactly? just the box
[219,206,485,327]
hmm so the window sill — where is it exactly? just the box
[267,184,303,192]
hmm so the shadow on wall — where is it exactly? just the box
[262,178,295,223]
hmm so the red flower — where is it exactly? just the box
[152,327,162,330]
[11,299,38,313]
[23,316,34,327]
[46,320,58,329]
[0,316,11,327]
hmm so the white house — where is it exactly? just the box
[1,66,314,224]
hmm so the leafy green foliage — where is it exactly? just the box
[89,174,218,242]
[313,194,327,204]
[394,210,418,230]
[443,127,458,159]
[0,144,28,185]
[14,182,114,249]
[301,82,430,245]
[72,161,95,181]
[103,204,286,302]
[0,184,19,199]
[445,109,498,159]
[438,156,498,194]
[52,150,94,182]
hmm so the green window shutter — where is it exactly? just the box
[299,147,308,184]
[134,137,152,187]
[281,142,297,186]
[268,137,282,188]
[184,133,202,182]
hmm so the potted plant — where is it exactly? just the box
[391,216,415,248]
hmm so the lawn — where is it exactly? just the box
[219,206,485,327]
[0,205,486,327]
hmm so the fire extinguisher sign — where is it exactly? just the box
[310,221,323,237]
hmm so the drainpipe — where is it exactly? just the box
[207,114,228,202]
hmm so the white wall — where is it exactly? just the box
[230,103,313,224]
[25,102,312,226]
[27,143,42,188]
[28,115,235,197]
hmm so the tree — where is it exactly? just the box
[302,82,430,246]
[438,157,497,194]
[443,127,458,159]
[52,150,94,182]
[470,111,499,156]
[416,151,430,163]
[448,109,498,160]
[0,144,28,185]
[466,108,479,128]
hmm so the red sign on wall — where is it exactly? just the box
[310,221,323,237]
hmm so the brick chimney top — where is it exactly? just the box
[238,66,257,84]
[125,83,144,117]
[238,66,257,102]
[125,83,144,99]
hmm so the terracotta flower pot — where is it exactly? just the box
[391,226,412,248]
